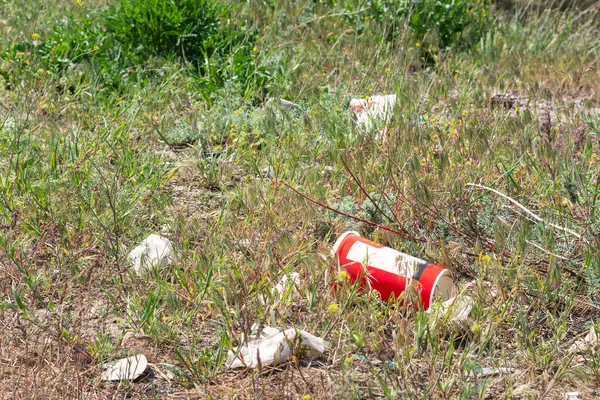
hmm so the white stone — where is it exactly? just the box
[569,326,598,354]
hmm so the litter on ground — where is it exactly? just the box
[226,326,328,369]
[128,234,173,275]
[259,272,300,305]
[348,94,396,134]
[101,354,148,381]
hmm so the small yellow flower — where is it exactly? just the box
[415,42,420,47]
[32,33,40,40]
[515,107,520,114]
[46,70,52,75]
[302,395,311,400]
[92,44,100,52]
[344,357,353,365]
[561,198,569,207]
[16,52,25,58]
[480,254,491,264]
[76,0,84,4]
[471,324,482,334]
[338,271,348,281]
[385,68,391,74]
[328,303,339,314]
[365,95,370,101]
[37,68,45,74]
[252,46,257,52]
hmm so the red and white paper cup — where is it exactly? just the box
[332,231,454,309]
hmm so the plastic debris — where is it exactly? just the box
[333,231,454,309]
[101,354,148,381]
[349,94,396,133]
[562,392,581,400]
[128,234,173,275]
[468,367,515,378]
[569,326,598,354]
[226,326,328,369]
[427,294,475,326]
[258,272,300,306]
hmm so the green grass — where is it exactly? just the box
[1,0,600,398]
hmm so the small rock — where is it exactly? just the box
[468,367,515,378]
[121,332,153,347]
[569,325,598,354]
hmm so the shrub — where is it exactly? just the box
[330,0,491,52]
[3,0,273,97]
[106,0,224,63]
[408,0,491,51]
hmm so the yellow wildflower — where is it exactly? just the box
[32,33,40,40]
[415,42,420,47]
[76,0,84,4]
[328,303,339,314]
[37,68,45,74]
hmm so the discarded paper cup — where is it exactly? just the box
[332,231,454,309]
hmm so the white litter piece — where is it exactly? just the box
[101,354,148,381]
[349,94,396,133]
[226,326,328,369]
[562,392,581,400]
[128,234,173,275]
[427,294,475,326]
[569,326,598,354]
[468,367,515,378]
[258,272,300,306]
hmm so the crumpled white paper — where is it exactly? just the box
[226,325,328,369]
[427,294,475,327]
[259,272,300,306]
[128,234,173,275]
[101,354,148,381]
[349,94,396,133]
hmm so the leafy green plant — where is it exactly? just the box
[329,0,491,53]
[106,0,223,63]
[408,0,491,51]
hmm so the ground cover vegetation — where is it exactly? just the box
[1,0,600,398]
